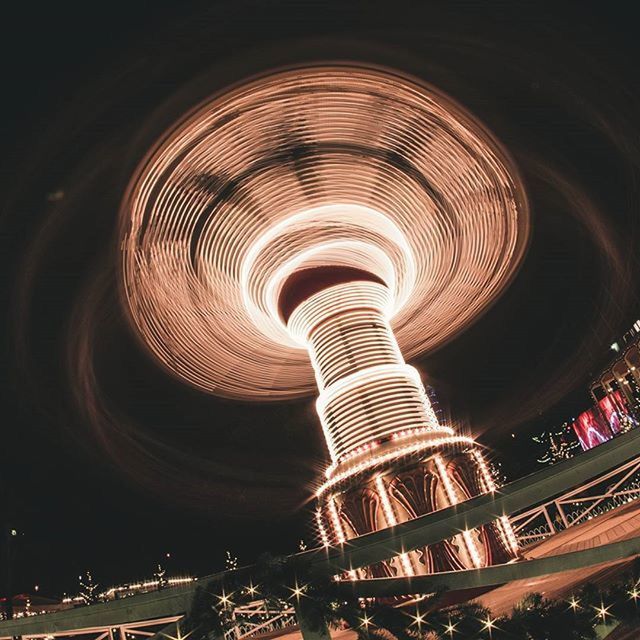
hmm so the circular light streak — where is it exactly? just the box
[120,65,529,400]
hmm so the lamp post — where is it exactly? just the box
[2,528,17,620]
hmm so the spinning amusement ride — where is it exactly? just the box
[119,66,530,577]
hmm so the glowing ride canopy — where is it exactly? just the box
[120,65,529,400]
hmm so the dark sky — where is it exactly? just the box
[1,0,639,598]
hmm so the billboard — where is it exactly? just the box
[597,390,628,434]
[572,408,613,451]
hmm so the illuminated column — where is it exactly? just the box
[279,266,517,573]
[281,267,450,469]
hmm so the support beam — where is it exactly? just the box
[336,534,640,598]
[149,618,182,640]
[2,428,640,639]
[0,587,193,638]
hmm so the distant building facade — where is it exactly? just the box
[534,320,640,463]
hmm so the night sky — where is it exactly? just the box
[1,1,639,598]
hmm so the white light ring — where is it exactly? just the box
[241,204,415,331]
[318,435,477,493]
[316,363,425,413]
[263,240,398,344]
[287,281,392,346]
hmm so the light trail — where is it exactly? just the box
[120,65,528,400]
[120,64,529,577]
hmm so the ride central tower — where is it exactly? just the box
[279,266,517,576]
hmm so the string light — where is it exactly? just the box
[594,603,611,621]
[327,496,346,545]
[314,509,330,548]
[218,591,233,608]
[498,515,520,556]
[224,551,238,571]
[289,581,306,600]
[434,455,483,568]
[461,529,483,569]
[473,449,519,557]
[374,475,414,576]
[481,615,496,636]
[359,613,373,629]
[317,435,476,495]
[411,611,425,627]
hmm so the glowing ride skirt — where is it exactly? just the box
[119,65,530,576]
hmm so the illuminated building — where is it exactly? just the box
[531,321,640,462]
[120,66,530,575]
[567,319,640,451]
[591,319,640,414]
[0,594,66,620]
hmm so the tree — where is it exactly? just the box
[78,571,100,605]
[154,563,168,590]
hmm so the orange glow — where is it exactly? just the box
[327,495,346,544]
[434,454,483,568]
[472,449,520,555]
[316,434,476,496]
[472,449,497,493]
[315,509,330,548]
[120,66,529,401]
[290,280,453,466]
[375,475,414,575]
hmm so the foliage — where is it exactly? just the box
[182,553,640,640]
[492,593,597,640]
